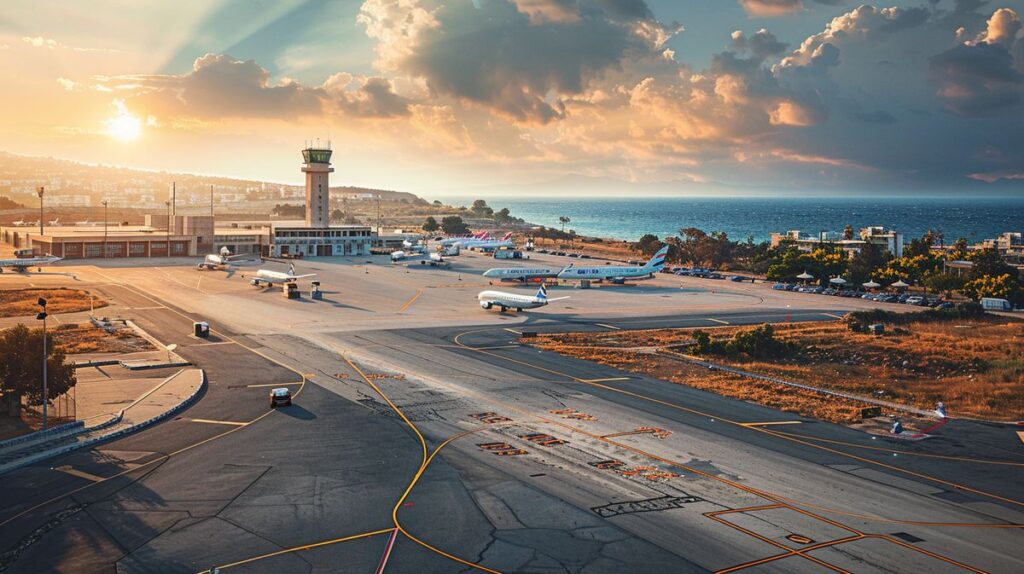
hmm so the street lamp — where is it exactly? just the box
[36,187,44,237]
[102,200,109,258]
[36,297,48,430]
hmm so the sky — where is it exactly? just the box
[1,0,1023,196]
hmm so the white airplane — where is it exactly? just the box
[74,219,95,226]
[483,266,562,283]
[48,217,60,226]
[459,232,514,250]
[438,232,485,247]
[557,246,669,284]
[0,254,62,272]
[249,264,316,287]
[478,284,568,312]
[10,218,26,226]
[197,249,261,270]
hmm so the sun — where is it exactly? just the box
[105,101,142,142]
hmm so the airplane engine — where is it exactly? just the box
[480,301,492,309]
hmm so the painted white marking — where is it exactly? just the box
[595,323,621,330]
[706,318,730,325]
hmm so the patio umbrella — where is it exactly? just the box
[829,277,847,285]
[796,271,814,281]
[863,280,881,289]
[890,280,909,288]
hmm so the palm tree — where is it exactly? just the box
[559,216,570,232]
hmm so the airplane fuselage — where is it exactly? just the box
[483,267,561,282]
[477,290,547,311]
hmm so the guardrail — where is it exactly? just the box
[0,420,83,452]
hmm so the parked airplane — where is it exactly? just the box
[197,249,261,270]
[438,232,485,247]
[10,218,27,226]
[0,254,62,272]
[557,246,669,283]
[482,266,562,283]
[478,284,568,312]
[48,217,60,226]
[74,219,95,226]
[249,264,315,287]
[461,232,514,250]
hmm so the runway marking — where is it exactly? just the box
[187,341,235,347]
[398,289,423,313]
[706,318,730,325]
[581,377,630,383]
[53,465,104,482]
[245,382,303,388]
[595,323,621,330]
[503,328,522,335]
[185,418,248,427]
[473,345,521,350]
[375,528,399,574]
[821,312,845,319]
[740,421,803,427]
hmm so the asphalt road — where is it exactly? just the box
[1,265,1022,573]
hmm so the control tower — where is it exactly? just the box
[301,145,334,228]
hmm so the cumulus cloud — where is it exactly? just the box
[322,73,412,118]
[358,0,677,123]
[100,53,323,119]
[930,8,1023,116]
[737,1,847,18]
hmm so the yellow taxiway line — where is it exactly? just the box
[740,421,803,427]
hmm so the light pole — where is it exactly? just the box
[165,200,171,256]
[36,187,44,238]
[36,297,48,430]
[102,200,109,258]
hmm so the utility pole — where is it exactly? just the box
[376,194,381,235]
[210,184,214,219]
[102,200,109,258]
[172,181,176,217]
[36,187,44,237]
[36,297,48,430]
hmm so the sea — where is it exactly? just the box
[431,196,1024,243]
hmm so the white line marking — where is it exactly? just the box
[706,318,730,325]
[595,323,621,330]
[582,377,630,383]
[503,328,522,335]
[821,312,845,319]
[186,418,248,427]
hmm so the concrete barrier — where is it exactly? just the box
[0,421,83,452]
[0,370,205,476]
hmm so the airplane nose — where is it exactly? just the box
[483,269,497,277]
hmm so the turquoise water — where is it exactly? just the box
[432,196,1024,243]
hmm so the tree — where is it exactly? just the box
[842,225,855,240]
[0,324,77,409]
[968,248,1015,279]
[330,209,345,223]
[559,216,571,232]
[634,234,663,256]
[422,216,439,233]
[847,242,890,285]
[441,215,470,236]
[962,274,1023,306]
[471,199,493,217]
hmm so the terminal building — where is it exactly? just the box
[1,144,376,259]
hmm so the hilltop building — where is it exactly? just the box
[771,226,904,258]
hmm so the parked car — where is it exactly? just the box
[772,283,788,290]
[729,275,745,282]
[270,387,292,408]
[905,296,925,306]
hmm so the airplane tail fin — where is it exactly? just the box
[536,284,548,300]
[502,232,513,241]
[644,246,670,271]
[289,263,296,275]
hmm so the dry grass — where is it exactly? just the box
[49,322,152,354]
[535,317,1024,422]
[0,288,107,318]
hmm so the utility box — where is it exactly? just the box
[867,323,884,335]
[193,321,210,338]
[311,281,323,300]
[283,283,300,299]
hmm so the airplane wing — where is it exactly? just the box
[291,273,317,279]
[546,296,571,302]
